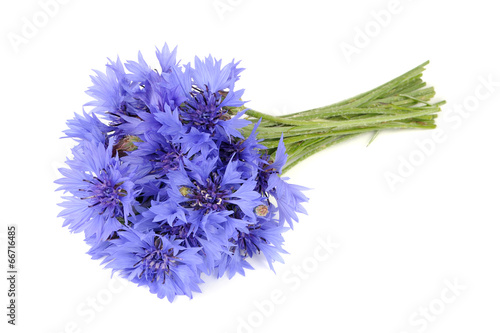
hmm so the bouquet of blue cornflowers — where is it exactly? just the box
[56,44,444,301]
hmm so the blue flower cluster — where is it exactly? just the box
[56,45,308,301]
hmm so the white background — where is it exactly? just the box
[1,0,499,332]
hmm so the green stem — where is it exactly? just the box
[283,61,430,118]
[282,135,359,174]
[261,122,435,149]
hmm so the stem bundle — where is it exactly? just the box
[231,61,445,173]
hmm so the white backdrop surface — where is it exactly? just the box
[1,1,499,332]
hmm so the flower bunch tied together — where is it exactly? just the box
[56,44,444,301]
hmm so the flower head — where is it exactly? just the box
[105,230,203,301]
[56,140,138,240]
[176,56,245,134]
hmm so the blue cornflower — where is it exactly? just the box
[134,209,227,276]
[86,58,147,125]
[175,56,246,134]
[56,140,139,240]
[104,229,203,301]
[216,204,288,277]
[167,157,261,218]
[236,221,287,270]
